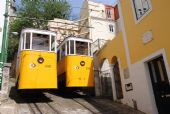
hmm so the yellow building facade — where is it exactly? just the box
[96,0,170,114]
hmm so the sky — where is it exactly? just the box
[16,0,117,20]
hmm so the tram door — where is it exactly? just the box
[148,56,170,114]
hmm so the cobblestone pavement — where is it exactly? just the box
[0,81,145,114]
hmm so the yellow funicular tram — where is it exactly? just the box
[16,28,57,90]
[57,37,94,89]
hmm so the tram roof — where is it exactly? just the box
[58,37,92,48]
[21,28,57,36]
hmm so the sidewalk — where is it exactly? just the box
[0,78,17,114]
[0,98,17,114]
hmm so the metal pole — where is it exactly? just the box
[0,0,9,90]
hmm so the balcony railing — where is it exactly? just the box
[92,39,108,53]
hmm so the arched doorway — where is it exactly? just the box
[111,56,123,99]
[100,59,113,98]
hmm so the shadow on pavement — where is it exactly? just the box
[9,86,53,103]
[8,86,144,114]
[48,89,144,114]
[48,88,91,98]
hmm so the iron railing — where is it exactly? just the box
[92,39,108,53]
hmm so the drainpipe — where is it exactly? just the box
[0,0,9,90]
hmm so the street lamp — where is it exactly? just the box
[0,0,10,90]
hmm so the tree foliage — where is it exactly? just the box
[8,0,71,62]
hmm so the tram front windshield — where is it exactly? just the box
[22,32,56,52]
[76,41,88,55]
[32,33,50,51]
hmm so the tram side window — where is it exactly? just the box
[76,41,88,55]
[61,44,65,59]
[67,41,69,54]
[22,34,25,50]
[25,33,30,49]
[32,33,50,51]
[89,43,92,56]
[70,40,74,54]
[51,36,55,51]
[57,50,60,62]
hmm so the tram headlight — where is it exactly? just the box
[80,61,85,66]
[37,57,44,64]
[30,63,36,68]
[75,66,79,70]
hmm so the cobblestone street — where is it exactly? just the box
[0,80,145,114]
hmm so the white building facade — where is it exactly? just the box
[48,18,79,44]
[80,0,119,52]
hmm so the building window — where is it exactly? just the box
[106,9,112,19]
[109,24,114,32]
[132,0,151,20]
